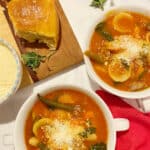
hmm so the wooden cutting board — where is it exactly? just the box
[0,0,83,86]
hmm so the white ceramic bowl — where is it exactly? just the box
[14,84,129,150]
[84,5,150,99]
[0,38,22,104]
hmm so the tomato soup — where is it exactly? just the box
[86,11,150,91]
[25,89,108,150]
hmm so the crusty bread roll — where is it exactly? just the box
[7,0,59,50]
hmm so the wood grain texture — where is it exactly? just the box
[35,0,83,79]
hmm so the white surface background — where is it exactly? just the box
[0,0,150,149]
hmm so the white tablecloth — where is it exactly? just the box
[0,0,150,149]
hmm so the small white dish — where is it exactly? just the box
[84,5,150,99]
[14,84,129,150]
[0,38,22,104]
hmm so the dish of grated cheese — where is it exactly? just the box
[0,42,21,102]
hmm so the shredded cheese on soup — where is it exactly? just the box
[42,119,85,149]
[106,35,150,61]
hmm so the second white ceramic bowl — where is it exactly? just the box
[14,84,129,150]
[84,5,150,99]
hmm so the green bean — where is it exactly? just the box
[37,94,74,111]
[95,22,114,41]
[85,51,104,64]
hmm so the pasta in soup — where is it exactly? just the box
[86,11,150,91]
[25,89,108,150]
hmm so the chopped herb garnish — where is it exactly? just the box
[90,0,107,10]
[87,127,96,134]
[22,52,45,69]
[79,127,96,138]
[95,22,114,41]
[38,143,50,150]
[90,142,107,150]
[79,131,88,138]
[99,30,114,41]
[120,59,129,70]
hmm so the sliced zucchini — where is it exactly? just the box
[33,118,52,136]
[108,58,131,82]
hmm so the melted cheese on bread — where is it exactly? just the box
[8,0,59,50]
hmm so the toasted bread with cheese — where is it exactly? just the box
[7,0,59,50]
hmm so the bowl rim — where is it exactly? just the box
[14,84,116,150]
[0,38,22,104]
[84,5,150,99]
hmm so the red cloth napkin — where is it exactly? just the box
[96,90,150,150]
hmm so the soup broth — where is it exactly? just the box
[86,11,150,91]
[25,89,108,150]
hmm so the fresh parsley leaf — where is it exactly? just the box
[38,143,50,150]
[90,0,107,10]
[90,142,107,150]
[79,131,88,138]
[120,59,129,70]
[79,127,96,138]
[86,127,96,134]
[22,52,45,69]
[95,22,114,41]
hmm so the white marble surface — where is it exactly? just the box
[0,0,150,149]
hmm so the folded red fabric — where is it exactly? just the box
[96,90,150,150]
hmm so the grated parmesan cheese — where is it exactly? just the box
[0,44,18,100]
[43,119,85,150]
[106,35,150,61]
